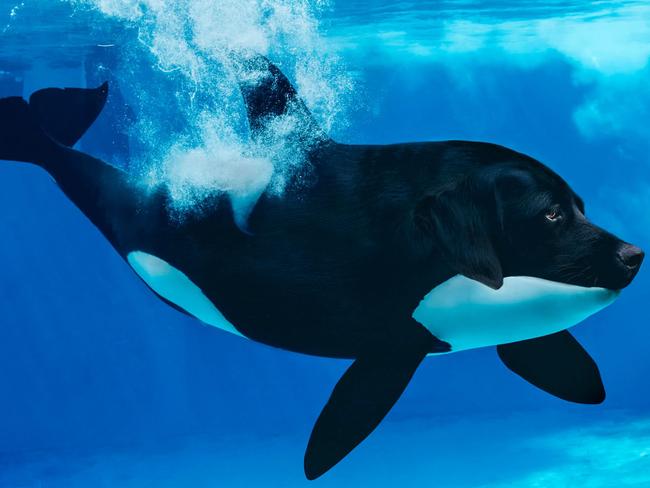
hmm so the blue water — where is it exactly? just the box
[1,1,649,486]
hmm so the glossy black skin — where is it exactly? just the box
[39,137,643,359]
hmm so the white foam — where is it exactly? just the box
[142,113,274,218]
[70,0,353,220]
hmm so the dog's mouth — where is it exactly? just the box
[594,265,642,292]
[553,247,644,292]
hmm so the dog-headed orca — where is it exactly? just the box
[0,56,642,479]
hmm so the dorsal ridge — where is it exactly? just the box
[237,55,327,144]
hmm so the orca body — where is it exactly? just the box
[0,57,628,480]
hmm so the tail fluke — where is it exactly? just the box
[29,82,108,147]
[0,83,109,164]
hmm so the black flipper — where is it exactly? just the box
[304,326,450,480]
[497,330,605,404]
[238,55,326,143]
[28,82,109,147]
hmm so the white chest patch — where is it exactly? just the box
[127,251,243,337]
[413,275,620,354]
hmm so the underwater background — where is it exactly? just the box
[0,0,649,486]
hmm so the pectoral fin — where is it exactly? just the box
[497,330,605,404]
[304,326,448,480]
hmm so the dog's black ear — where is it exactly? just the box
[415,187,503,289]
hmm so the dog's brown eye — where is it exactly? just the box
[545,207,562,222]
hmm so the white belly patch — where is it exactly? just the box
[126,250,620,355]
[127,251,243,337]
[413,275,620,354]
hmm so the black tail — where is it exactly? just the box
[0,96,51,163]
[0,82,108,164]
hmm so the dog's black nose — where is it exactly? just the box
[617,243,645,271]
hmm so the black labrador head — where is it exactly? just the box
[416,157,644,290]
